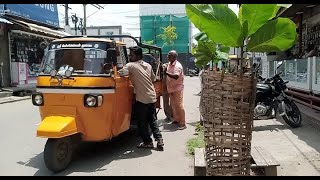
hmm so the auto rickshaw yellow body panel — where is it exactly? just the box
[35,36,162,142]
[37,116,77,138]
[36,76,133,141]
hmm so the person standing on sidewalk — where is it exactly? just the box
[164,50,186,130]
[162,62,173,122]
[118,46,164,148]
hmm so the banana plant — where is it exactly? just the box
[186,4,297,75]
[192,32,230,68]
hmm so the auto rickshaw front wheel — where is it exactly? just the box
[44,137,73,173]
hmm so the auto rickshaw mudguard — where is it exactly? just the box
[37,116,78,138]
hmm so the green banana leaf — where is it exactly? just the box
[239,4,279,37]
[277,4,292,8]
[247,18,297,52]
[192,40,216,68]
[216,50,229,60]
[218,45,230,53]
[272,6,281,18]
[186,4,242,47]
[194,32,209,42]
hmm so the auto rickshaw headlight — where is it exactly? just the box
[32,93,44,106]
[84,94,103,107]
[50,69,57,77]
[65,70,72,78]
[86,96,96,107]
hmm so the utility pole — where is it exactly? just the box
[83,4,87,35]
[61,4,72,33]
[71,14,79,35]
[65,4,69,26]
[82,4,105,35]
[78,18,84,35]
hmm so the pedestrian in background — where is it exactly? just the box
[162,62,173,122]
[164,50,186,130]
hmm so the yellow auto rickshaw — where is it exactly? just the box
[32,35,163,172]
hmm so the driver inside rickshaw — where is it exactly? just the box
[44,46,112,76]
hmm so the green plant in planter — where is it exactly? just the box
[191,32,230,69]
[186,4,297,175]
[186,4,297,75]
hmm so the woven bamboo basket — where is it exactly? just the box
[199,70,257,176]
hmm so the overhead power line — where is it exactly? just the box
[87,4,108,19]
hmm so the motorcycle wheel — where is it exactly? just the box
[282,100,302,128]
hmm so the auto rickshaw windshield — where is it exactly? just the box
[40,48,110,76]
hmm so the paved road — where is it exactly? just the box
[2,76,319,176]
[0,76,201,176]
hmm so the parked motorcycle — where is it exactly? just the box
[254,61,302,128]
[188,67,199,77]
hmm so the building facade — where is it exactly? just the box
[70,25,122,37]
[139,4,193,72]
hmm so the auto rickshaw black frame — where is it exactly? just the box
[60,35,163,63]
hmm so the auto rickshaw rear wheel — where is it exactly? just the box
[44,137,73,173]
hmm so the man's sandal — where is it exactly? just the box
[137,142,154,148]
[156,138,164,147]
[177,126,187,130]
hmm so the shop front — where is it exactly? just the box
[10,32,48,86]
[6,18,70,87]
[0,17,12,88]
[0,4,70,88]
[264,4,320,110]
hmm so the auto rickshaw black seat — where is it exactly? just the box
[143,54,158,74]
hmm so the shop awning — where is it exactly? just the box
[8,18,70,38]
[0,17,13,24]
[21,20,70,37]
[278,4,316,18]
[10,30,57,40]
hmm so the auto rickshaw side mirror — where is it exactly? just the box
[106,48,117,66]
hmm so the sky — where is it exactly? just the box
[57,4,239,37]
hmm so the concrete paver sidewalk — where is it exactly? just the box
[253,117,320,176]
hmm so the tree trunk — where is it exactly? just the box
[240,45,244,78]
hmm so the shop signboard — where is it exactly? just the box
[19,63,27,81]
[5,4,59,27]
